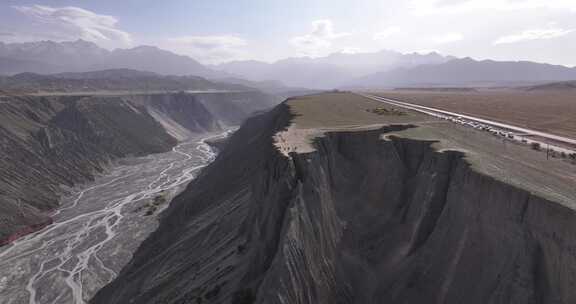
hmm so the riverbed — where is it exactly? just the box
[0,131,229,304]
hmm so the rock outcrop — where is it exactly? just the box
[0,91,274,245]
[92,101,576,304]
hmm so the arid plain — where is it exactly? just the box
[372,90,576,139]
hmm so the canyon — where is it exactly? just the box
[0,90,274,248]
[91,92,576,304]
[1,89,575,304]
[0,89,276,303]
[0,132,228,303]
[2,4,576,304]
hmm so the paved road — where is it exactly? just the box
[0,131,230,304]
[358,92,576,149]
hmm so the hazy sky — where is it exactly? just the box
[1,0,575,65]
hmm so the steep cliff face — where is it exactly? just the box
[261,130,576,304]
[92,102,576,304]
[0,91,274,245]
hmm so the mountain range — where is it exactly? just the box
[2,40,576,89]
[0,40,219,78]
[0,69,256,94]
[213,50,452,88]
[351,57,576,88]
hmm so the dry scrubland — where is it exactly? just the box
[373,90,576,139]
[288,93,421,128]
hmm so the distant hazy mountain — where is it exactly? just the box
[0,57,58,75]
[0,40,223,78]
[351,58,576,88]
[217,77,321,100]
[102,46,222,78]
[0,69,251,93]
[525,80,576,91]
[4,40,576,90]
[214,50,452,89]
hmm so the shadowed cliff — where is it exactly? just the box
[91,97,576,304]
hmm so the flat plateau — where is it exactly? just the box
[281,92,576,208]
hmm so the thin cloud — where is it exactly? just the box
[290,19,350,57]
[308,19,350,40]
[413,49,442,54]
[338,47,362,54]
[162,35,248,64]
[10,5,132,48]
[167,36,246,49]
[433,32,464,44]
[410,0,576,15]
[494,27,574,44]
[373,27,402,40]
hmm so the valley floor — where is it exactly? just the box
[0,131,228,304]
